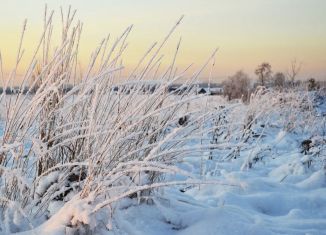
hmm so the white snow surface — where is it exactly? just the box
[30,129,325,235]
[3,91,326,235]
[106,156,326,235]
[96,94,326,235]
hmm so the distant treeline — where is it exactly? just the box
[1,79,324,97]
[0,83,224,96]
[222,61,326,102]
[0,85,74,95]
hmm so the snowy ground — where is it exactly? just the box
[90,92,326,235]
[1,91,325,235]
[1,6,325,233]
[107,143,326,234]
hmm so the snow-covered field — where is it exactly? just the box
[0,7,325,235]
[95,91,326,235]
[1,88,325,235]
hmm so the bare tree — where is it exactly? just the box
[223,70,251,101]
[255,62,272,86]
[287,60,301,87]
[272,72,286,89]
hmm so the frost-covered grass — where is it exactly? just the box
[103,89,326,235]
[0,6,218,234]
[0,6,325,235]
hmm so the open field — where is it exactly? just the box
[0,86,325,234]
[0,5,325,235]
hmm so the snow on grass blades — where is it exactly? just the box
[0,6,222,233]
[0,6,325,235]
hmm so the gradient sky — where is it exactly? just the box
[0,0,325,82]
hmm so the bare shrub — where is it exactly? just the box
[272,72,286,89]
[222,70,251,101]
[307,78,319,91]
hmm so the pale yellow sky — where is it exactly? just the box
[0,0,325,81]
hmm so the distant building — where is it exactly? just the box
[167,83,223,96]
[198,88,207,94]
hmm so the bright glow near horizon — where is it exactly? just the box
[0,0,325,81]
